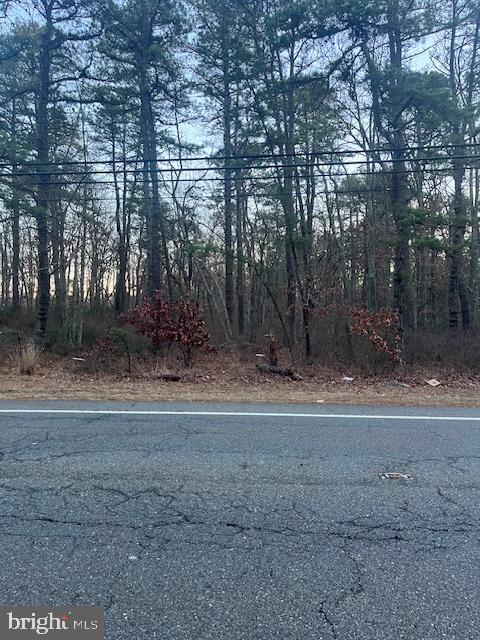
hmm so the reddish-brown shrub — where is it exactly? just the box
[123,294,214,364]
[350,307,401,363]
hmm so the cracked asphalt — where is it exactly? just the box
[0,401,479,639]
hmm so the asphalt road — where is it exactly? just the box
[0,401,479,639]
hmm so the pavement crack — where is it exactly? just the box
[318,600,338,639]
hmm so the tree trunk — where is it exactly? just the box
[447,0,471,329]
[390,144,414,337]
[51,199,66,327]
[280,56,298,349]
[222,47,234,324]
[139,63,161,298]
[448,149,469,329]
[11,200,20,310]
[236,175,245,336]
[387,6,414,350]
[365,161,377,312]
[10,98,20,311]
[112,133,129,315]
[469,167,479,324]
[34,12,53,347]
[467,14,480,325]
[147,106,174,303]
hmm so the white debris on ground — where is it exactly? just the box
[380,472,413,480]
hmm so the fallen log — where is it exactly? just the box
[154,372,182,381]
[257,364,302,381]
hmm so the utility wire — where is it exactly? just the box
[0,154,479,181]
[0,166,477,191]
[2,188,397,203]
[0,141,479,169]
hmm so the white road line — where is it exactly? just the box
[0,409,478,421]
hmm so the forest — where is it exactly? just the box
[0,0,479,375]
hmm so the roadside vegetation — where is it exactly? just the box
[1,300,480,407]
[0,0,479,402]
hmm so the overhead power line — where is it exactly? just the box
[0,154,479,181]
[12,187,399,203]
[0,174,454,190]
[0,141,479,170]
[1,167,455,199]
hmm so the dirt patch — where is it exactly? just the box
[1,352,480,407]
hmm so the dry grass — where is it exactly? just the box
[10,340,40,375]
[0,350,479,407]
[147,357,180,380]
